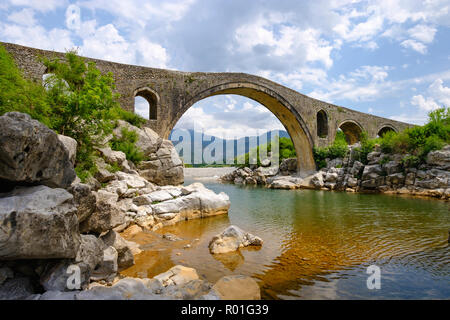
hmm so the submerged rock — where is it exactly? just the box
[209,225,263,254]
[211,275,261,300]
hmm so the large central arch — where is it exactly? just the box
[166,82,316,174]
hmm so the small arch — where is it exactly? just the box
[316,109,328,138]
[377,125,397,137]
[338,120,363,145]
[134,87,159,120]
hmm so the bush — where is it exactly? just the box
[110,128,145,164]
[352,131,378,164]
[0,45,51,126]
[376,106,449,163]
[109,106,147,128]
[234,136,296,167]
[313,130,348,169]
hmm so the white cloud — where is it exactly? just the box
[389,113,427,125]
[234,16,334,69]
[174,97,285,138]
[308,65,392,102]
[79,0,195,27]
[135,38,169,69]
[411,94,440,111]
[79,24,169,68]
[408,24,437,43]
[80,24,135,64]
[428,78,450,106]
[398,78,450,124]
[400,39,427,54]
[0,23,74,51]
[7,8,36,26]
[6,0,67,12]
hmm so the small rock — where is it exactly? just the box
[209,225,263,254]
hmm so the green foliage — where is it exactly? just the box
[313,130,348,169]
[352,131,378,164]
[106,162,122,173]
[279,137,296,160]
[234,136,296,168]
[110,128,145,164]
[0,44,149,180]
[109,106,147,128]
[377,107,449,164]
[39,50,123,179]
[379,155,391,165]
[401,155,420,168]
[0,45,51,126]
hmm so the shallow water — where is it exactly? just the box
[122,179,450,299]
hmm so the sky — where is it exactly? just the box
[1,0,449,138]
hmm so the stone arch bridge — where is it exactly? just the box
[2,42,412,174]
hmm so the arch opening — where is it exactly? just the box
[134,88,158,120]
[316,110,328,138]
[377,126,396,137]
[338,121,363,145]
[167,82,316,174]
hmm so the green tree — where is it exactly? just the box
[0,45,50,126]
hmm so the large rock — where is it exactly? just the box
[113,120,162,156]
[79,190,126,234]
[40,261,91,292]
[112,121,183,186]
[57,134,77,166]
[100,230,135,270]
[91,246,118,282]
[310,172,325,188]
[209,225,263,254]
[35,272,214,300]
[0,185,81,260]
[67,183,96,223]
[151,183,230,223]
[383,160,402,175]
[153,265,199,288]
[0,112,76,190]
[426,145,450,167]
[138,141,184,186]
[362,164,383,180]
[0,277,35,300]
[212,275,260,300]
[279,158,297,174]
[75,235,104,271]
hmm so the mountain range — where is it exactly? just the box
[169,129,290,165]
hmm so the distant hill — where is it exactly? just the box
[169,129,290,165]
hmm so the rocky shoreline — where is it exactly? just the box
[221,144,450,200]
[0,112,260,300]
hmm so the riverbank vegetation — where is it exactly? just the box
[313,107,449,169]
[0,44,146,181]
[233,136,296,168]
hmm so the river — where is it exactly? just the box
[122,177,450,299]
